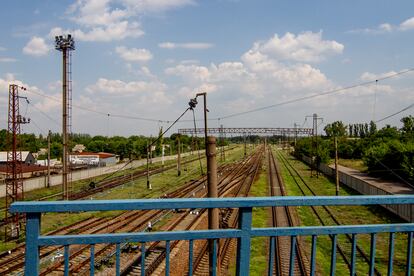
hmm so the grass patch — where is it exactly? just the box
[249,159,269,276]
[337,159,367,172]
[276,148,411,276]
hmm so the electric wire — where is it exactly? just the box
[27,100,60,126]
[214,68,414,121]
[19,67,414,127]
[375,103,414,123]
[94,107,192,185]
[191,108,204,175]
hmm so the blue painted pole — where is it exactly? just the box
[330,235,337,276]
[267,237,275,276]
[141,242,146,276]
[166,240,170,276]
[24,212,41,276]
[116,243,121,276]
[188,240,194,276]
[289,236,297,276]
[369,233,377,276]
[310,235,317,276]
[407,232,413,276]
[351,234,357,276]
[64,245,70,276]
[90,244,95,276]
[387,232,395,276]
[236,207,252,276]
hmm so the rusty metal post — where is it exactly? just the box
[177,135,181,176]
[207,136,219,275]
[335,136,339,196]
[47,130,51,188]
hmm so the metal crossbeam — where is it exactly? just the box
[178,127,313,136]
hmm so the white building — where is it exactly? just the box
[69,152,117,166]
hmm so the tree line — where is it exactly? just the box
[294,116,414,183]
[0,129,210,161]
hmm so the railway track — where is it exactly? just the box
[0,171,211,276]
[267,148,309,276]
[107,147,264,276]
[190,146,264,276]
[0,153,212,228]
[275,149,381,276]
[0,147,247,275]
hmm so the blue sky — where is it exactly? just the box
[0,0,413,136]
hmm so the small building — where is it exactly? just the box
[0,151,36,165]
[72,144,86,153]
[69,152,117,167]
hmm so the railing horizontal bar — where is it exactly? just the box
[36,224,414,246]
[38,229,242,246]
[251,223,414,237]
[10,195,414,213]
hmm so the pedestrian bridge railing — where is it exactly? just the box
[11,195,414,276]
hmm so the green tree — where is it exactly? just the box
[324,121,347,137]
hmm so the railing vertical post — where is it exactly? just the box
[25,212,41,276]
[236,207,252,276]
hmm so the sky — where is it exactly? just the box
[0,0,413,137]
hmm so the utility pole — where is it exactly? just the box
[177,135,181,176]
[293,123,298,147]
[55,34,75,200]
[47,130,51,188]
[310,113,323,178]
[335,136,340,196]
[207,136,219,275]
[243,132,247,157]
[146,140,151,189]
[194,92,219,274]
[5,84,29,239]
[161,144,165,167]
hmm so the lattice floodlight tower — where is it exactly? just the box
[55,34,75,200]
[5,84,29,239]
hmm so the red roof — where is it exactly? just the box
[70,152,116,159]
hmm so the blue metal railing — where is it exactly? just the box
[11,195,414,276]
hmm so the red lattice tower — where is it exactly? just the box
[5,84,29,239]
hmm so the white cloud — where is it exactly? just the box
[86,78,164,95]
[55,0,194,42]
[360,71,399,81]
[115,46,153,62]
[399,17,414,31]
[349,16,414,34]
[120,0,195,13]
[85,78,171,106]
[159,42,214,49]
[23,36,50,56]
[49,21,143,42]
[0,57,16,62]
[0,47,6,51]
[251,31,344,63]
[165,31,338,114]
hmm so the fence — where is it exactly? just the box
[11,195,414,276]
[301,155,414,222]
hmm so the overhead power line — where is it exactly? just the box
[214,68,414,120]
[21,67,414,124]
[375,103,414,123]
